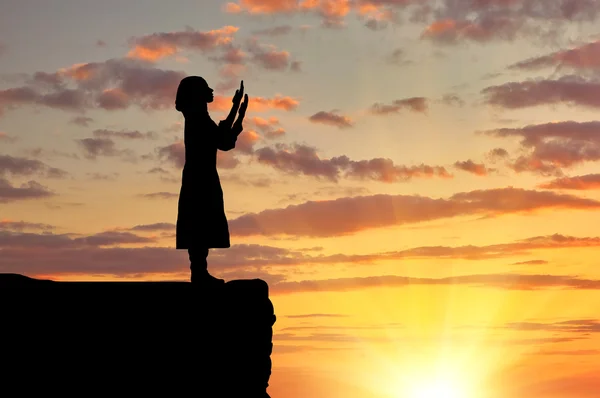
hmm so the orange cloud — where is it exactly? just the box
[236,129,261,154]
[270,273,600,295]
[249,116,286,139]
[58,63,96,81]
[226,0,301,14]
[537,174,600,190]
[454,159,490,176]
[225,0,353,26]
[210,94,299,112]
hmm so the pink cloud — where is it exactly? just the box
[127,26,239,61]
[308,110,353,129]
[0,58,187,116]
[509,40,600,71]
[481,120,600,176]
[254,142,451,183]
[228,187,599,237]
[421,17,521,44]
[245,37,294,70]
[482,75,600,110]
[223,0,600,41]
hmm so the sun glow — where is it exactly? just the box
[406,377,467,398]
[396,371,475,398]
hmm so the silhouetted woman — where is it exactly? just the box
[175,77,248,286]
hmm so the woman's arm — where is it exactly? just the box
[216,93,248,151]
[216,120,238,151]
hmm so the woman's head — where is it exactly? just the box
[175,76,214,113]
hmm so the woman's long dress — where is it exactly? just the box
[176,112,238,249]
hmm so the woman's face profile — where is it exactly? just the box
[176,76,214,113]
[199,80,214,104]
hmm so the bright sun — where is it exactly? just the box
[408,382,461,398]
[404,375,471,398]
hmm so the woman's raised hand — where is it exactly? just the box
[238,94,249,120]
[232,93,248,135]
[232,80,244,105]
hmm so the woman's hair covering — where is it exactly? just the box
[175,76,207,112]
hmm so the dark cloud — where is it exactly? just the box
[137,192,178,199]
[252,25,294,36]
[92,129,156,140]
[70,116,94,126]
[0,154,68,179]
[370,97,428,114]
[0,178,55,202]
[76,137,135,161]
[0,220,55,232]
[86,172,119,181]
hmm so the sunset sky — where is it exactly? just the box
[2,0,600,396]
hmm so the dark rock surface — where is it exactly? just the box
[1,273,276,397]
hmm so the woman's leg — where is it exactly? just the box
[188,247,224,285]
[188,247,208,283]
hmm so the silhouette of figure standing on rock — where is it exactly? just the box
[175,77,248,286]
